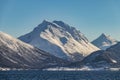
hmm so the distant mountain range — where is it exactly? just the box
[18,20,99,61]
[0,20,120,70]
[92,33,118,50]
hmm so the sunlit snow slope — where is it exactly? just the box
[0,32,67,69]
[19,20,99,61]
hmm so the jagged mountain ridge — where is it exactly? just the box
[0,31,68,69]
[19,20,99,61]
[92,33,118,50]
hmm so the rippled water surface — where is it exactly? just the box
[0,70,120,80]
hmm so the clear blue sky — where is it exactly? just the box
[0,0,120,41]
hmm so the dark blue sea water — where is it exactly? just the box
[0,70,120,80]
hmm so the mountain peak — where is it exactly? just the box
[101,33,107,36]
[33,20,55,33]
[100,33,108,38]
[19,20,99,61]
[53,20,68,25]
[42,20,51,24]
[53,20,71,29]
[92,33,118,50]
[99,33,116,42]
[38,20,56,26]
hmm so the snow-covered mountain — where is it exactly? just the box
[19,20,99,61]
[0,31,68,69]
[92,33,118,50]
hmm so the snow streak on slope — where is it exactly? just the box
[0,31,67,69]
[19,20,99,61]
[92,33,118,50]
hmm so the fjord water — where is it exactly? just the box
[0,70,120,80]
